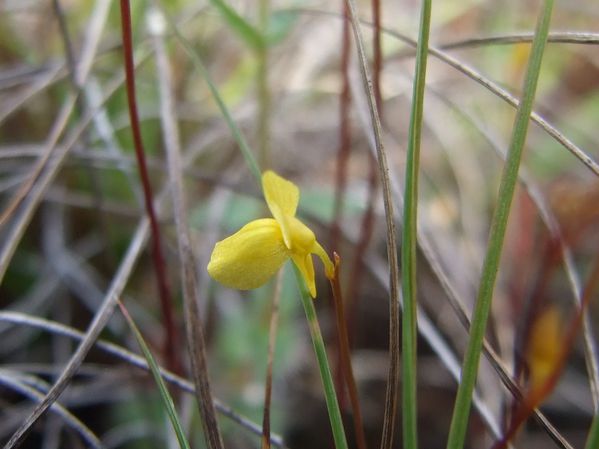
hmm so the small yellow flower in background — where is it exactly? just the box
[526,306,563,393]
[207,170,334,297]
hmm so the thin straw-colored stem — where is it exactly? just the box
[341,1,401,447]
[446,2,554,448]
[151,9,224,448]
[0,311,289,447]
[286,8,599,178]
[261,271,282,449]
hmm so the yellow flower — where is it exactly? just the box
[207,171,334,297]
[526,306,563,393]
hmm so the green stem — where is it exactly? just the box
[294,265,348,449]
[257,0,270,167]
[401,1,431,449]
[161,8,261,184]
[445,2,554,449]
[585,414,599,449]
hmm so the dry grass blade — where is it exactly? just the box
[0,63,65,124]
[363,254,504,441]
[150,7,224,448]
[437,95,599,411]
[261,271,283,449]
[340,3,404,449]
[290,8,599,177]
[0,0,111,282]
[0,371,104,449]
[342,1,401,447]
[439,31,599,49]
[3,216,151,448]
[349,71,573,448]
[0,92,77,232]
[0,312,289,448]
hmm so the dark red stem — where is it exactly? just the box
[119,0,180,374]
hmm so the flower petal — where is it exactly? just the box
[207,218,289,290]
[291,252,316,298]
[311,241,335,279]
[262,171,299,248]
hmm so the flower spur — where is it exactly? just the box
[207,170,334,297]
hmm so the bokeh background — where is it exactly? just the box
[1,0,598,448]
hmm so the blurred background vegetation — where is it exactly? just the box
[0,0,598,448]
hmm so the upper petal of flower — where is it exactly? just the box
[207,218,289,291]
[262,171,299,248]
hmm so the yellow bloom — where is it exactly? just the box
[526,306,563,393]
[207,171,334,297]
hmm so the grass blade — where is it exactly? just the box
[401,1,431,449]
[161,7,261,184]
[209,0,264,51]
[585,415,599,449]
[341,1,402,447]
[0,311,288,447]
[118,302,191,449]
[151,10,225,448]
[445,2,554,448]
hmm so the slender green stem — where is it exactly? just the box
[585,415,599,449]
[294,265,348,449]
[446,2,554,449]
[118,302,191,449]
[257,0,271,167]
[401,1,431,449]
[161,8,261,184]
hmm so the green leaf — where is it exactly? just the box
[209,0,264,52]
[446,2,554,448]
[162,8,262,184]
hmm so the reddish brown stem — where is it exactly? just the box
[330,0,353,405]
[346,0,382,341]
[330,253,368,449]
[331,1,352,253]
[119,0,180,374]
[346,154,377,339]
[494,254,599,449]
